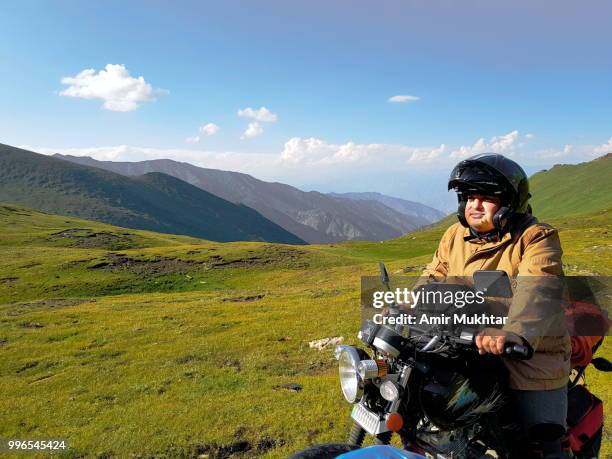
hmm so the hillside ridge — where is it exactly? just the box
[0,143,304,244]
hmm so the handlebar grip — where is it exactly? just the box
[504,343,532,360]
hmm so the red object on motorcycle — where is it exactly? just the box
[567,385,604,454]
[565,299,607,369]
[569,299,612,335]
[385,412,403,432]
[570,336,602,368]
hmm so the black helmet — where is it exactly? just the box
[448,153,531,232]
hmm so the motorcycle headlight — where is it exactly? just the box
[336,346,364,403]
[380,380,400,402]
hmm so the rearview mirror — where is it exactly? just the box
[473,270,512,298]
[379,262,390,290]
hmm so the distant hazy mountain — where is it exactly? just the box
[0,143,304,244]
[54,154,442,243]
[328,192,445,224]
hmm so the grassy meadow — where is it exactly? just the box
[0,203,610,458]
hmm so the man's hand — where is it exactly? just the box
[475,328,521,355]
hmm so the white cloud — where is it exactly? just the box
[532,138,612,161]
[593,137,612,155]
[533,146,572,160]
[59,64,166,112]
[388,95,420,103]
[199,123,220,136]
[237,107,278,123]
[491,130,520,151]
[279,137,444,166]
[185,136,200,144]
[450,130,520,158]
[525,133,535,139]
[409,144,446,162]
[26,144,276,172]
[280,137,377,165]
[241,122,264,139]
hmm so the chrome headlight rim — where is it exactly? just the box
[336,345,365,404]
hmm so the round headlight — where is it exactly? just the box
[380,380,400,402]
[338,347,364,403]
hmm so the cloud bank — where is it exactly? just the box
[450,130,520,158]
[23,131,609,212]
[26,131,609,174]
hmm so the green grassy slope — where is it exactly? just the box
[0,202,610,458]
[0,154,611,458]
[0,143,304,244]
[530,153,612,220]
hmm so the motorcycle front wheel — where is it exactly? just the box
[288,443,361,459]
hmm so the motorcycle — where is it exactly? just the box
[291,265,610,459]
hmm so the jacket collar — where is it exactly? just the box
[464,227,500,243]
[463,226,513,249]
[462,214,537,249]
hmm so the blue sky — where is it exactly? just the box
[1,1,611,210]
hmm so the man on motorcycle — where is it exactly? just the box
[423,153,572,458]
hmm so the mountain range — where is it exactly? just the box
[328,191,444,224]
[52,153,444,243]
[0,143,303,244]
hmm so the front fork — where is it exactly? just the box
[347,365,413,447]
[347,423,392,446]
[347,423,366,446]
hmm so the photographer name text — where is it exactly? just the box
[373,313,507,326]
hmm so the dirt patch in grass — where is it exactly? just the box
[49,228,136,249]
[0,276,18,284]
[18,261,42,269]
[274,382,303,392]
[29,374,56,383]
[302,359,336,375]
[220,294,265,302]
[93,394,117,403]
[88,253,202,275]
[19,298,93,309]
[16,361,39,373]
[207,246,309,269]
[17,321,45,328]
[175,354,205,364]
[223,359,242,372]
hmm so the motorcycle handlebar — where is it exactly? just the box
[503,342,532,360]
[445,333,533,360]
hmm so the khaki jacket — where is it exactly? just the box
[422,216,571,390]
